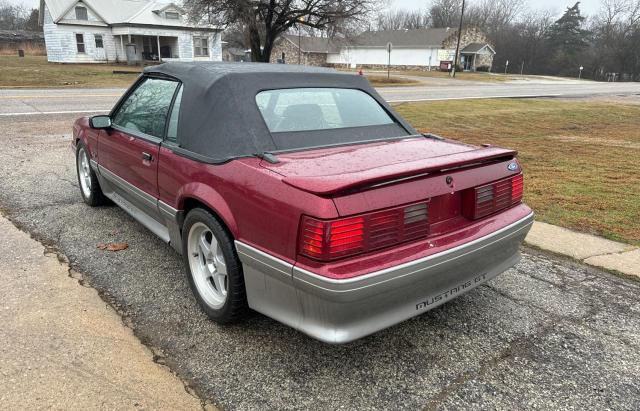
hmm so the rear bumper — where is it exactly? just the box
[236,211,534,344]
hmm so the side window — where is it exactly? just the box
[166,85,183,143]
[76,34,85,53]
[94,34,103,48]
[112,78,179,139]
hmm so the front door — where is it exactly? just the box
[463,54,474,71]
[98,77,180,233]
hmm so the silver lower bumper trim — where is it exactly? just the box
[236,212,534,344]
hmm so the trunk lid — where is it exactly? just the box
[261,137,516,198]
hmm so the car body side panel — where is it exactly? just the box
[97,128,162,223]
[72,117,100,159]
[156,146,339,263]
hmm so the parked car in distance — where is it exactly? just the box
[73,62,533,344]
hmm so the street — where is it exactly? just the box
[0,108,639,409]
[2,79,640,116]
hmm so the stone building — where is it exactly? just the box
[441,27,495,70]
[269,34,340,66]
[271,27,495,71]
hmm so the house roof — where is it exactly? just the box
[282,34,342,53]
[280,28,454,54]
[461,43,495,54]
[41,0,216,29]
[0,29,45,41]
[351,28,453,48]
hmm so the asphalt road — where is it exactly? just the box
[1,113,639,409]
[2,80,640,116]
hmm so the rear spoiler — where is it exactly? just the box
[282,147,517,195]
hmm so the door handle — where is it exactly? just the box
[142,152,154,162]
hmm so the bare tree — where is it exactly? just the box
[0,1,28,30]
[376,9,430,30]
[428,0,462,27]
[184,0,380,62]
[590,0,640,79]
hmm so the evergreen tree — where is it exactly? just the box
[546,2,591,75]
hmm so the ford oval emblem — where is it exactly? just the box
[507,162,518,171]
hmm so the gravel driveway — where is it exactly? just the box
[1,113,639,410]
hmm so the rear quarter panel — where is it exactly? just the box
[157,147,338,263]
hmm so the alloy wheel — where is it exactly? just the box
[77,147,92,198]
[187,222,228,309]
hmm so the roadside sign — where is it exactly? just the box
[437,49,455,61]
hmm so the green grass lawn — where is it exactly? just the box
[0,55,140,88]
[393,69,517,82]
[365,75,420,87]
[394,99,640,246]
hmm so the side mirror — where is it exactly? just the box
[90,115,112,129]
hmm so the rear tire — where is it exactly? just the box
[182,208,247,323]
[76,142,107,207]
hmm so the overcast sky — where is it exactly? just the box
[7,0,602,18]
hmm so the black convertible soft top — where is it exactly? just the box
[143,62,416,163]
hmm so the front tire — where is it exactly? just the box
[76,142,106,206]
[182,208,247,323]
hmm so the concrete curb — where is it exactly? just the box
[525,221,639,279]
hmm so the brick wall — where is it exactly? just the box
[328,63,440,71]
[442,27,495,69]
[270,37,328,66]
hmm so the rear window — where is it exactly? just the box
[256,88,395,133]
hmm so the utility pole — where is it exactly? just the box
[451,0,466,78]
[298,25,301,64]
[386,42,392,79]
[297,16,305,65]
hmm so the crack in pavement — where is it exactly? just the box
[422,262,640,409]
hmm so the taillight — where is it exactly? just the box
[512,174,523,202]
[463,173,523,220]
[299,202,429,261]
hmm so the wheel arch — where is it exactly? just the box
[177,189,239,239]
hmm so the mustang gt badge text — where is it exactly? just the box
[415,273,488,311]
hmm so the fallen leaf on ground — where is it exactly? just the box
[97,242,129,252]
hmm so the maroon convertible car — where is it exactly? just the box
[73,62,533,343]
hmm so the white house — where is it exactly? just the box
[38,0,222,64]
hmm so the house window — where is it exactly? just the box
[165,11,179,19]
[193,37,209,57]
[76,34,85,53]
[94,34,103,48]
[75,6,88,20]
